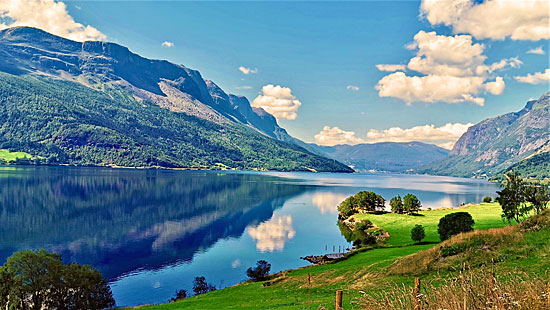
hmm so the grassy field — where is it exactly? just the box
[0,149,32,162]
[134,203,527,310]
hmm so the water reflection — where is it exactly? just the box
[311,192,349,214]
[248,215,296,252]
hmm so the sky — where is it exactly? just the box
[0,0,548,149]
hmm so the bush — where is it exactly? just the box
[390,195,404,214]
[483,196,492,203]
[171,289,187,302]
[0,249,114,310]
[192,276,216,295]
[410,224,425,243]
[440,243,468,257]
[246,260,271,281]
[437,212,475,241]
[354,220,373,232]
[403,194,421,214]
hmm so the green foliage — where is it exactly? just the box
[410,224,425,243]
[403,193,421,214]
[0,73,351,172]
[192,277,216,296]
[390,195,404,214]
[337,191,385,220]
[171,290,187,302]
[495,171,540,224]
[523,183,549,215]
[246,260,271,282]
[440,243,468,257]
[354,219,373,232]
[0,249,114,310]
[437,212,475,241]
[498,152,550,181]
[483,196,492,203]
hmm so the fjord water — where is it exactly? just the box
[0,166,500,306]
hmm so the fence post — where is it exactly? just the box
[414,277,421,310]
[335,290,343,310]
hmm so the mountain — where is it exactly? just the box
[310,141,450,172]
[419,93,550,177]
[0,26,352,172]
[495,151,550,181]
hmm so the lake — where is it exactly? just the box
[0,166,500,306]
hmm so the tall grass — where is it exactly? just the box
[355,269,549,310]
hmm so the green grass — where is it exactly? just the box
[0,149,32,162]
[135,203,512,310]
[355,202,505,246]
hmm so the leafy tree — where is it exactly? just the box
[354,191,385,212]
[437,212,475,241]
[403,194,422,215]
[523,184,549,215]
[390,195,404,214]
[0,249,114,310]
[337,196,356,220]
[246,260,271,281]
[410,224,425,243]
[192,276,216,295]
[483,196,492,203]
[171,289,187,302]
[495,171,530,224]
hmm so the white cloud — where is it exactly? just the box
[231,259,241,268]
[161,41,174,47]
[420,0,550,41]
[238,66,258,75]
[235,85,253,90]
[314,126,366,146]
[376,64,407,72]
[514,69,550,84]
[0,0,106,41]
[527,46,545,55]
[346,85,360,91]
[376,31,520,105]
[365,122,473,149]
[247,216,295,252]
[251,84,302,120]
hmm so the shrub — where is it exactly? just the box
[483,196,492,203]
[437,212,475,241]
[192,276,216,295]
[410,224,425,243]
[390,195,404,214]
[440,243,468,257]
[246,260,271,281]
[171,289,187,302]
[354,220,373,232]
[403,194,421,214]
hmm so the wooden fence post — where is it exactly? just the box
[414,277,421,310]
[335,290,343,310]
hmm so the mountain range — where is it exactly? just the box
[311,142,450,172]
[0,26,351,172]
[418,93,550,178]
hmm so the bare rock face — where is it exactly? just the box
[419,93,550,177]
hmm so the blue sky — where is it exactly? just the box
[1,0,548,148]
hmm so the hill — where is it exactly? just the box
[0,27,351,172]
[134,204,550,309]
[310,141,450,172]
[495,151,550,181]
[419,93,550,177]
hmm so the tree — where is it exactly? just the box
[403,194,422,215]
[483,196,492,203]
[410,224,425,243]
[246,260,271,281]
[437,212,475,241]
[495,171,530,224]
[171,289,187,302]
[390,195,404,214]
[0,249,114,310]
[523,184,549,215]
[354,191,385,213]
[192,276,216,295]
[337,196,356,220]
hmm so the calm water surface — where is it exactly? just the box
[0,166,500,306]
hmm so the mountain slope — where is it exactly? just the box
[419,93,550,177]
[0,27,352,172]
[311,142,450,172]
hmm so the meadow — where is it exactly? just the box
[0,149,32,162]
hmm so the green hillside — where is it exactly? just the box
[134,203,549,309]
[0,73,351,172]
[496,151,550,182]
